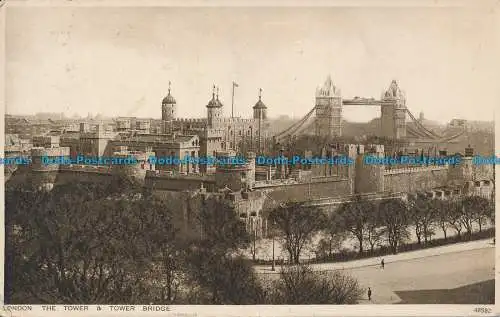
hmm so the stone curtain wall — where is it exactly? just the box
[383,166,449,193]
[145,172,216,192]
[260,179,351,205]
[56,170,113,185]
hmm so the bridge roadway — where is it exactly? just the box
[342,98,391,106]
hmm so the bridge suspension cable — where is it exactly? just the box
[406,125,430,139]
[406,109,441,139]
[406,108,466,143]
[270,100,466,144]
[274,106,316,140]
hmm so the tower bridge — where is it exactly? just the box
[273,76,465,144]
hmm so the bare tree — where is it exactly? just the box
[365,215,384,254]
[336,195,375,254]
[434,199,450,240]
[318,212,347,258]
[459,198,475,238]
[362,200,383,254]
[269,201,327,264]
[269,264,363,304]
[446,199,464,238]
[463,196,491,233]
[379,199,410,254]
[408,194,436,244]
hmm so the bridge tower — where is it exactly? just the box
[381,80,407,139]
[315,75,342,138]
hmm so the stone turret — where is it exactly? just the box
[355,144,385,194]
[207,85,224,128]
[110,150,153,184]
[448,146,474,189]
[215,150,251,192]
[29,146,70,191]
[246,151,256,189]
[253,89,268,154]
[162,81,177,121]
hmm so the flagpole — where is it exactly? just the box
[231,82,235,118]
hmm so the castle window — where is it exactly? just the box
[239,130,242,136]
[172,110,174,114]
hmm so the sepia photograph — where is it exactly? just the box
[1,0,498,313]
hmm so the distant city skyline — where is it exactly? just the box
[6,4,499,124]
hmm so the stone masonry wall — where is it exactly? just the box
[383,166,449,193]
[259,179,351,206]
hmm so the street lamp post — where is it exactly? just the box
[271,220,276,271]
[253,225,256,261]
[272,236,275,271]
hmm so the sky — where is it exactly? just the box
[5,4,500,123]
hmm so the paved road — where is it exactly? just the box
[256,239,495,304]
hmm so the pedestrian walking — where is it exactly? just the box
[381,258,385,269]
[368,287,372,301]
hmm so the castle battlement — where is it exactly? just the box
[174,118,207,123]
[209,117,256,124]
[254,179,300,188]
[31,147,70,157]
[146,170,214,181]
[383,165,449,175]
[113,150,151,161]
[59,164,112,174]
[205,129,226,137]
[80,131,115,139]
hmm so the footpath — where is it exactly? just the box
[254,238,494,273]
[255,239,494,304]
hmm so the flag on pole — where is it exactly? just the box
[233,81,239,87]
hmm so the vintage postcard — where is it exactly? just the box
[1,0,499,316]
